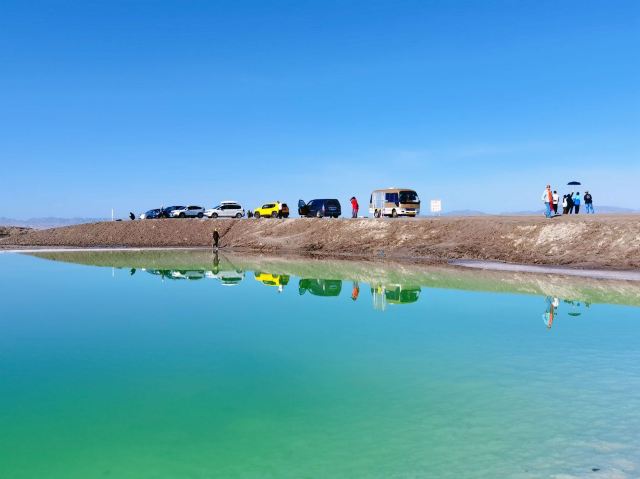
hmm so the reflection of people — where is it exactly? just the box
[351,281,360,301]
[542,296,559,329]
[213,252,220,275]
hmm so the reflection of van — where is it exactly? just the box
[298,279,342,296]
[369,188,420,218]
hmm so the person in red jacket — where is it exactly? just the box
[350,196,359,218]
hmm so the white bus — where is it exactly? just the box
[369,188,420,218]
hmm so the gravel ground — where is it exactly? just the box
[1,215,639,270]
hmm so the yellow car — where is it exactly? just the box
[253,202,290,218]
[254,272,290,290]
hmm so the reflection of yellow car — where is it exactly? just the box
[254,272,290,288]
[253,202,290,218]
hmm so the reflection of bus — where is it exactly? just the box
[371,284,421,311]
[369,188,420,218]
[254,272,290,291]
[298,279,342,297]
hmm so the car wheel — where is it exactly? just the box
[374,209,381,218]
[179,212,186,218]
[212,213,218,219]
[391,209,398,218]
[235,213,242,218]
[283,213,289,218]
[271,212,278,218]
[316,211,322,218]
[197,212,204,218]
[333,215,339,218]
[254,212,260,219]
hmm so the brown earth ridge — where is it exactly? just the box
[2,215,639,270]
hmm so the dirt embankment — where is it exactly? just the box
[0,226,31,238]
[2,215,639,270]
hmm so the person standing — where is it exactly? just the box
[567,193,575,214]
[541,185,553,218]
[584,191,594,214]
[212,229,219,250]
[562,195,569,215]
[552,190,559,214]
[350,196,359,218]
[573,192,581,214]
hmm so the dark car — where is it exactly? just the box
[298,279,342,297]
[298,199,341,218]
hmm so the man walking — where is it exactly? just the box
[584,191,594,214]
[350,196,359,218]
[552,190,559,214]
[541,185,553,218]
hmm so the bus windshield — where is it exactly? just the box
[399,191,419,204]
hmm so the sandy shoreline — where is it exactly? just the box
[1,215,639,273]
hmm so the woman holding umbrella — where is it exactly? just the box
[567,181,581,214]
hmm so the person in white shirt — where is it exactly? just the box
[552,190,559,214]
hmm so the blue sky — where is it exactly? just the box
[1,0,638,218]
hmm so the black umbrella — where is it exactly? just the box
[567,181,581,186]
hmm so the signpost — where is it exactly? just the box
[430,199,442,216]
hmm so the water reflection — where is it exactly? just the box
[299,278,342,297]
[254,272,290,292]
[27,250,640,324]
[542,296,591,329]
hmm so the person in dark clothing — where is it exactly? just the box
[212,229,219,250]
[567,193,575,214]
[584,191,594,214]
[129,212,136,220]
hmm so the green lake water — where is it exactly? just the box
[1,251,639,478]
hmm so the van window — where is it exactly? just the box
[385,192,399,204]
[399,191,419,203]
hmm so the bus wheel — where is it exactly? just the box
[391,209,398,218]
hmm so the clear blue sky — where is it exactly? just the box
[1,0,638,218]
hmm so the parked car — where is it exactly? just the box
[205,201,245,218]
[169,205,205,218]
[298,199,341,218]
[162,205,185,218]
[140,208,162,219]
[253,202,290,218]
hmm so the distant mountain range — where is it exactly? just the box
[0,217,110,229]
[438,206,639,216]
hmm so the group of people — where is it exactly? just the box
[542,185,594,218]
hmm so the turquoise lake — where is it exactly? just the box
[1,250,639,478]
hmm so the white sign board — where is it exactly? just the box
[430,199,442,214]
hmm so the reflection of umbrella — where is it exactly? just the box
[568,312,581,317]
[567,181,581,185]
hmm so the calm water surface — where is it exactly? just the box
[1,251,639,478]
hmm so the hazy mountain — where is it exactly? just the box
[0,217,110,229]
[442,210,489,217]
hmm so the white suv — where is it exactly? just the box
[169,205,205,218]
[205,201,245,218]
